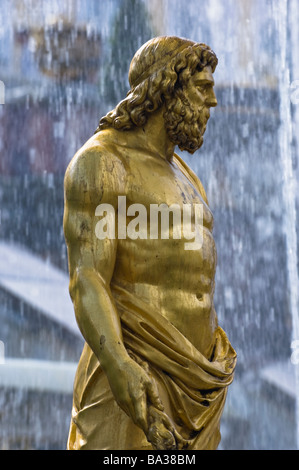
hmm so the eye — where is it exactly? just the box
[203,84,214,94]
[195,82,209,91]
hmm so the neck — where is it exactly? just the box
[140,106,175,161]
[102,106,175,162]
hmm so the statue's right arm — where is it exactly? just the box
[63,147,162,433]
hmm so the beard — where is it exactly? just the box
[163,90,209,154]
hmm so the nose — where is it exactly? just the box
[206,88,217,108]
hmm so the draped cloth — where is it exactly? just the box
[67,284,236,450]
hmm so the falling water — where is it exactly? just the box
[1,0,299,450]
[276,0,299,450]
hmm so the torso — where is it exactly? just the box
[85,130,218,358]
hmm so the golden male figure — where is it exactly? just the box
[64,36,236,450]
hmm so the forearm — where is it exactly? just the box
[70,266,129,371]
[70,267,164,436]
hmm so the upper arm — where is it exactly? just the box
[63,147,120,287]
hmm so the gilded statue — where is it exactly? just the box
[63,36,236,451]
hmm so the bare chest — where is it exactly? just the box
[120,153,213,232]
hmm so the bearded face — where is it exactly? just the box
[163,66,217,154]
[164,90,208,154]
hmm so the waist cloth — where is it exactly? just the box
[67,284,237,450]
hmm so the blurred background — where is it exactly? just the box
[0,0,299,450]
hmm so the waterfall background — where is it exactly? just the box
[0,0,298,449]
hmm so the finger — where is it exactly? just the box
[134,394,148,432]
[173,429,189,449]
[146,380,164,411]
[162,412,175,431]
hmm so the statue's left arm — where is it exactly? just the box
[63,147,164,435]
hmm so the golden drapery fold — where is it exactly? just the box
[67,284,236,450]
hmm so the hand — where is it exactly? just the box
[146,406,190,450]
[106,357,164,432]
[146,406,177,450]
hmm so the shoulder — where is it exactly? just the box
[65,130,125,182]
[64,130,126,201]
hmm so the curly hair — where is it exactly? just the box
[95,36,218,133]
